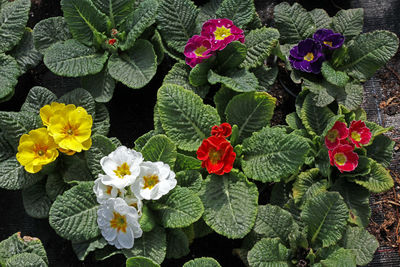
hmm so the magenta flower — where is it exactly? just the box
[184,35,214,68]
[348,120,372,148]
[201,19,244,51]
[289,39,325,74]
[313,29,345,50]
[329,144,359,173]
[325,121,349,150]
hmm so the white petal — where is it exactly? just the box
[117,227,134,249]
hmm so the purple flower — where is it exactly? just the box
[289,39,325,74]
[184,35,214,68]
[201,19,244,51]
[313,29,345,50]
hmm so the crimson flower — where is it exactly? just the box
[329,144,359,173]
[348,120,372,148]
[201,18,244,51]
[184,35,214,68]
[197,136,236,175]
[108,38,117,45]
[211,123,232,138]
[325,121,349,150]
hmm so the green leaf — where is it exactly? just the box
[86,135,116,177]
[183,257,221,267]
[285,112,304,130]
[365,121,391,138]
[20,86,57,114]
[189,57,214,87]
[151,29,165,65]
[319,247,357,267]
[141,134,177,168]
[302,79,336,108]
[126,256,160,267]
[5,252,47,267]
[59,88,96,117]
[241,27,280,69]
[123,226,166,264]
[332,8,363,40]
[49,181,100,241]
[225,92,276,141]
[0,0,31,53]
[366,134,394,167]
[156,0,198,53]
[0,133,14,161]
[214,85,238,120]
[340,226,379,266]
[216,41,247,72]
[166,229,189,259]
[174,153,202,172]
[72,237,107,261]
[242,127,310,182]
[0,53,20,102]
[92,103,110,136]
[208,69,258,92]
[199,172,258,239]
[32,16,72,54]
[108,39,157,89]
[44,39,108,77]
[247,238,291,267]
[252,65,278,91]
[61,0,110,46]
[176,170,202,193]
[22,179,51,219]
[157,84,220,151]
[62,154,93,183]
[150,186,204,228]
[0,157,44,190]
[336,83,364,111]
[139,205,157,232]
[216,0,255,28]
[301,192,348,247]
[81,66,115,103]
[46,172,69,201]
[310,8,332,29]
[321,62,349,87]
[293,168,327,207]
[92,0,134,28]
[353,160,394,193]
[274,2,315,44]
[10,28,42,72]
[340,31,399,81]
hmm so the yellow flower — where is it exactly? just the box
[47,105,93,152]
[16,128,59,173]
[40,102,67,126]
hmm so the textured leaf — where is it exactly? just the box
[319,247,357,267]
[292,168,327,207]
[199,172,258,239]
[81,66,115,103]
[310,8,332,29]
[61,0,110,46]
[332,8,363,39]
[22,179,51,219]
[365,121,391,138]
[340,31,399,81]
[86,135,117,177]
[208,69,258,92]
[176,170,202,193]
[214,85,238,120]
[62,154,93,183]
[32,16,72,54]
[126,256,160,267]
[72,237,107,261]
[156,0,198,53]
[58,88,96,117]
[225,92,276,141]
[183,257,221,267]
[141,134,177,168]
[247,238,291,267]
[274,2,315,44]
[92,103,110,136]
[151,29,165,65]
[366,134,394,167]
[20,86,57,114]
[174,153,202,172]
[108,39,157,89]
[123,226,166,264]
[150,186,204,228]
[241,27,280,69]
[216,0,255,28]
[321,62,349,87]
[0,0,31,53]
[301,93,335,136]
[49,182,100,241]
[45,172,69,201]
[5,252,47,267]
[10,28,42,72]
[252,65,278,91]
[166,229,189,259]
[0,133,14,161]
[353,160,394,193]
[285,112,304,130]
[134,130,158,152]
[216,41,247,72]
[301,192,348,247]
[0,157,44,190]
[92,0,134,27]
[44,39,108,77]
[139,205,156,232]
[189,57,214,87]
[157,84,220,151]
[0,53,20,102]
[242,127,310,182]
[336,83,364,111]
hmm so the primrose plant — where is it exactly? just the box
[0,0,41,102]
[33,0,162,102]
[274,2,399,110]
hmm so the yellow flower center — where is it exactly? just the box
[209,148,223,165]
[110,212,127,233]
[34,144,48,157]
[106,186,113,195]
[114,162,131,179]
[304,52,314,62]
[351,131,361,142]
[326,129,339,143]
[194,45,208,57]
[67,129,74,135]
[143,174,159,190]
[214,26,232,40]
[323,41,333,47]
[334,153,347,166]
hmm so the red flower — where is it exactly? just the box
[324,121,348,150]
[211,123,232,138]
[197,136,236,175]
[329,144,359,173]
[108,38,117,45]
[201,18,244,51]
[348,120,371,148]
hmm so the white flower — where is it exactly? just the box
[97,198,142,249]
[124,193,143,217]
[93,176,125,204]
[131,161,177,200]
[100,146,143,189]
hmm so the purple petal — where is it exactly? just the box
[290,45,304,59]
[310,55,325,74]
[313,28,334,42]
[325,33,345,49]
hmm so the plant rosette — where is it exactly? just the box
[33,0,162,102]
[273,2,399,110]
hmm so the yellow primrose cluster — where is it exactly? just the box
[16,102,93,173]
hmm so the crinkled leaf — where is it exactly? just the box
[365,121,391,138]
[321,62,349,87]
[215,0,255,28]
[139,205,156,232]
[366,134,394,167]
[208,69,258,92]
[126,256,160,267]
[62,154,93,183]
[174,153,202,172]
[157,84,220,151]
[199,172,258,239]
[214,85,238,120]
[353,160,394,193]
[332,8,363,40]
[10,28,42,72]
[166,229,189,259]
[20,86,57,114]
[285,112,304,130]
[86,135,117,177]
[176,170,202,193]
[92,103,110,136]
[0,53,20,102]
[141,134,177,168]
[216,41,247,72]
[252,65,278,91]
[242,127,310,182]
[72,237,107,261]
[183,257,221,267]
[44,39,108,77]
[247,238,291,267]
[310,8,332,29]
[336,83,364,111]
[5,252,47,267]
[45,172,69,201]
[293,168,327,207]
[58,88,96,117]
[151,29,165,65]
[92,0,134,28]
[134,130,158,152]
[0,133,14,161]
[0,157,44,190]
[189,57,214,87]
[22,179,51,219]
[81,67,115,103]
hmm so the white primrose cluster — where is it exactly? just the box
[93,146,177,249]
